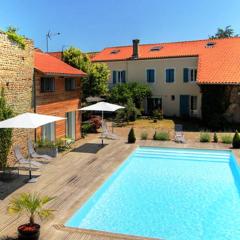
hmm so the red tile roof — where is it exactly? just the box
[34,51,86,77]
[48,51,63,60]
[92,38,240,84]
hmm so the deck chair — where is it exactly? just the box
[174,124,185,143]
[28,140,52,160]
[13,145,42,170]
[101,121,118,140]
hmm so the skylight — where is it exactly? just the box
[150,46,162,51]
[205,42,216,48]
[110,49,120,54]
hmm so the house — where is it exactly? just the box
[34,50,86,142]
[91,38,240,122]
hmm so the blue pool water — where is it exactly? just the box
[66,147,240,240]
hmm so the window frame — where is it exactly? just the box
[41,122,56,141]
[65,78,76,91]
[146,68,156,84]
[183,67,197,83]
[165,68,175,84]
[112,70,126,84]
[40,77,55,93]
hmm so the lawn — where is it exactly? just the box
[128,119,174,130]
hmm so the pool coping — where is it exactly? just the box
[54,224,162,240]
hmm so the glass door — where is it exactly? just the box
[66,111,76,140]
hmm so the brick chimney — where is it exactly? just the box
[132,39,140,59]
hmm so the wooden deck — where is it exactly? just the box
[0,133,239,240]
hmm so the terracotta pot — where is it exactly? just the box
[18,223,40,240]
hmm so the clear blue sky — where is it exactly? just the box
[0,0,240,52]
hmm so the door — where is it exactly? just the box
[147,98,162,115]
[66,112,76,140]
[180,95,190,117]
[42,122,55,141]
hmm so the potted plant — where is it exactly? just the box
[8,192,55,240]
[35,139,58,157]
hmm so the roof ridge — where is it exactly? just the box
[101,37,240,50]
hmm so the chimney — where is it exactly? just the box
[132,39,140,59]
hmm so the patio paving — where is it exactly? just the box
[0,132,239,240]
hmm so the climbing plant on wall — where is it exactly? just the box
[0,88,14,171]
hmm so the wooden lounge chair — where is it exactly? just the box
[13,145,42,170]
[102,121,118,140]
[174,124,185,143]
[28,140,52,160]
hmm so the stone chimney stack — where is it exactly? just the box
[132,39,140,59]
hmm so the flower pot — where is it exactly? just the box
[36,146,58,157]
[18,223,40,240]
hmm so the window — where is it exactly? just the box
[66,112,76,140]
[165,69,175,83]
[205,42,216,48]
[190,96,197,111]
[150,46,162,51]
[171,95,175,101]
[112,70,126,84]
[42,122,55,141]
[146,69,155,83]
[183,68,197,82]
[40,77,55,92]
[65,78,76,91]
[110,49,120,54]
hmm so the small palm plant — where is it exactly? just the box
[8,193,55,240]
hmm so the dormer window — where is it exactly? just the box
[150,46,162,51]
[110,49,120,54]
[205,42,216,48]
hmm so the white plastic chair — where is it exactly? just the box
[174,124,185,143]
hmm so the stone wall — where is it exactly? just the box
[0,31,34,165]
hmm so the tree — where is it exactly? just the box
[209,26,238,39]
[128,128,136,143]
[63,47,91,73]
[0,88,14,171]
[63,47,110,98]
[108,82,151,107]
[232,130,240,148]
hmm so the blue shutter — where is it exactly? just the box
[112,71,116,84]
[121,71,126,83]
[170,69,174,82]
[183,68,189,82]
[166,69,170,82]
[147,70,150,82]
[147,69,155,83]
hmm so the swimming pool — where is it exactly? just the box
[66,147,240,240]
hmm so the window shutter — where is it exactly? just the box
[113,71,116,84]
[183,68,189,82]
[121,71,126,83]
[166,69,170,82]
[170,69,174,82]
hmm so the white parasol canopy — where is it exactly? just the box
[80,102,124,112]
[0,112,65,182]
[0,112,65,129]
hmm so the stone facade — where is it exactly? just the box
[0,31,34,165]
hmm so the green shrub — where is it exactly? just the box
[221,134,233,144]
[128,128,136,143]
[81,122,92,137]
[141,131,148,140]
[0,89,14,171]
[5,27,26,49]
[213,132,218,143]
[152,109,163,121]
[153,131,169,141]
[232,131,240,148]
[36,139,56,148]
[200,132,211,142]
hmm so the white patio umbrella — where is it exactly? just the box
[79,102,124,145]
[0,113,65,182]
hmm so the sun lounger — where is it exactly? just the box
[13,145,42,170]
[102,121,118,140]
[28,140,52,160]
[174,124,185,143]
